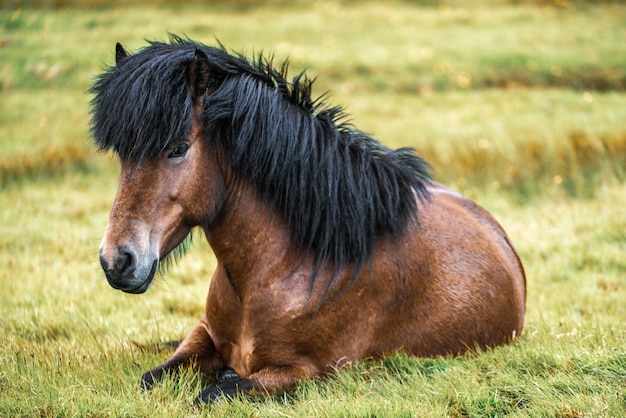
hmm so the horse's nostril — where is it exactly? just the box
[100,246,137,278]
[116,246,136,276]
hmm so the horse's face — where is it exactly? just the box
[98,115,224,293]
[97,48,225,293]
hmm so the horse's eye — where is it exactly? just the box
[168,143,189,159]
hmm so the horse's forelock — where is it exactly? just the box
[89,44,195,162]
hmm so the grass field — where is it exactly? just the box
[1,1,625,416]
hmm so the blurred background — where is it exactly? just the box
[1,1,625,416]
[2,0,625,197]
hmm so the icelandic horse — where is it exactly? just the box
[90,37,526,403]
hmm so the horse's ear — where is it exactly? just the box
[188,48,212,101]
[115,43,128,64]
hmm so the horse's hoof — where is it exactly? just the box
[217,367,239,382]
[140,370,160,391]
[195,378,254,404]
[194,383,229,405]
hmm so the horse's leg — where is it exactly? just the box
[141,316,223,390]
[195,364,314,403]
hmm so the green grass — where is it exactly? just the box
[1,1,625,416]
[1,173,624,416]
[2,2,626,192]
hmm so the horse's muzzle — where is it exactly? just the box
[99,246,157,294]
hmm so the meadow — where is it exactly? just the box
[1,1,625,416]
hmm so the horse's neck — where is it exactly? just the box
[204,181,292,289]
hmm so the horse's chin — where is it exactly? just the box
[117,259,158,294]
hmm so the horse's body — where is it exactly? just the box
[91,38,525,403]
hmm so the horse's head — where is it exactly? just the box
[96,46,224,293]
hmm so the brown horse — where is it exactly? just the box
[90,37,526,403]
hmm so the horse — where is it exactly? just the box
[90,36,526,404]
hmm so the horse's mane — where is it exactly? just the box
[90,36,431,289]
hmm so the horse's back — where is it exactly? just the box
[367,182,526,357]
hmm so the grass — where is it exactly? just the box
[1,1,625,416]
[1,174,624,416]
[2,2,626,192]
[340,89,626,201]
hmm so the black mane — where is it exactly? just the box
[90,36,431,285]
